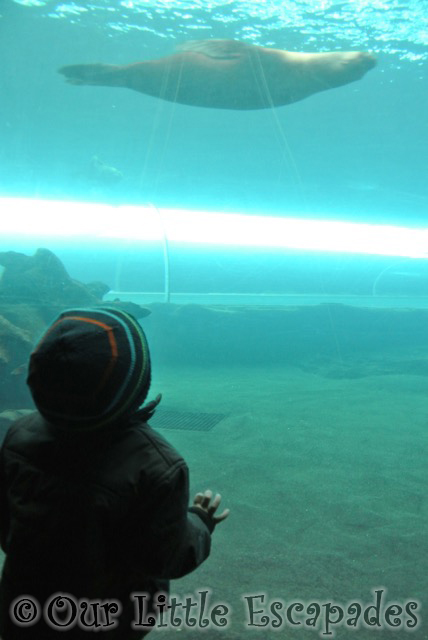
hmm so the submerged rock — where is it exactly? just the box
[0,248,151,411]
[0,248,107,307]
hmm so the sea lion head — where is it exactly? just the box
[348,51,376,74]
[312,50,377,89]
[337,51,377,81]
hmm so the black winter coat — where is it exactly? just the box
[0,411,211,639]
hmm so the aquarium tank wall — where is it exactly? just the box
[0,1,428,638]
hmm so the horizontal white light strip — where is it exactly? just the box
[1,197,428,258]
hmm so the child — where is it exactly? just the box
[0,307,229,639]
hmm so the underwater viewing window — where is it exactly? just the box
[1,3,428,629]
[1,1,428,307]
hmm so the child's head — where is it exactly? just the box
[27,307,151,431]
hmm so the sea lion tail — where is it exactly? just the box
[58,63,123,87]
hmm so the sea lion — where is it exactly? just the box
[85,156,124,186]
[58,39,376,111]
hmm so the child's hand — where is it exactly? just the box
[192,489,230,525]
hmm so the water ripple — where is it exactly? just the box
[11,0,428,61]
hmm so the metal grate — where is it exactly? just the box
[150,410,226,432]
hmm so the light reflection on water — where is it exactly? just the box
[8,0,428,61]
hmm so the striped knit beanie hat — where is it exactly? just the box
[27,307,151,430]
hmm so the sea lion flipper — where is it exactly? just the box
[176,39,252,60]
[58,63,121,87]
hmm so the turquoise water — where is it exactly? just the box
[1,4,428,639]
[1,0,427,224]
